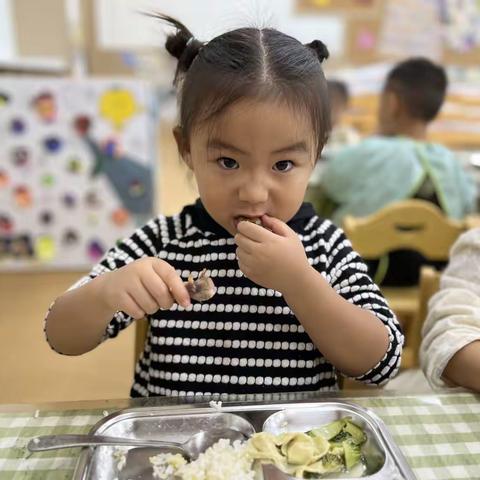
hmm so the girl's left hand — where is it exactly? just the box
[235,214,311,294]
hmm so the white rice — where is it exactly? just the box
[113,446,129,471]
[150,438,255,480]
[208,400,223,411]
[150,453,187,479]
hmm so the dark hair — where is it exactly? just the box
[154,14,331,159]
[385,57,447,122]
[327,79,349,105]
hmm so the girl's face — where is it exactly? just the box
[178,99,317,236]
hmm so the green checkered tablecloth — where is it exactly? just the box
[0,392,479,480]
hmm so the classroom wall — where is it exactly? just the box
[0,123,197,404]
[12,0,69,60]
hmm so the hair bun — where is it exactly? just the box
[165,29,192,60]
[305,40,329,63]
[150,13,204,80]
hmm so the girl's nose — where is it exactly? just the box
[238,178,269,205]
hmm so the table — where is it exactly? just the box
[0,390,479,480]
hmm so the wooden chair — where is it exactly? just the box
[342,200,465,368]
[401,266,442,368]
[134,318,149,364]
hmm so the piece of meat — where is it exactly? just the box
[185,269,216,302]
[238,216,263,226]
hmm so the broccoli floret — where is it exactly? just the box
[343,440,362,470]
[321,453,344,473]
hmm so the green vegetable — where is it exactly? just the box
[308,419,345,440]
[257,416,368,478]
[343,419,367,445]
[328,443,345,457]
[320,452,344,473]
[330,431,350,443]
[343,440,362,470]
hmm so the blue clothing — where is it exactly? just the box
[321,136,477,226]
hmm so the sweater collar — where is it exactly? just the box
[190,198,316,237]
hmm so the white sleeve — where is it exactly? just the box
[420,228,480,388]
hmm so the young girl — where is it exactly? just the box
[45,16,403,397]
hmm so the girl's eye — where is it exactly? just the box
[217,157,239,170]
[273,160,294,172]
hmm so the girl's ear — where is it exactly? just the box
[173,126,193,169]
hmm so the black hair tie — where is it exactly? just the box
[151,13,204,76]
[305,40,329,63]
[179,37,203,72]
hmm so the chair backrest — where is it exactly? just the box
[134,318,149,364]
[402,266,442,368]
[342,200,465,260]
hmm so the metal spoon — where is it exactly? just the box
[27,427,247,460]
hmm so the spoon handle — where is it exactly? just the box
[27,434,184,452]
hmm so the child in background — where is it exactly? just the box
[320,58,476,285]
[323,80,360,157]
[308,80,360,186]
[44,16,403,397]
[421,228,480,392]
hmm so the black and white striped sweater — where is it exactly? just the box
[66,200,403,397]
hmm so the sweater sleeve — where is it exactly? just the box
[315,220,404,385]
[45,216,167,349]
[420,228,480,388]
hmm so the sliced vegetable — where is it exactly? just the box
[308,419,345,441]
[249,416,367,478]
[343,440,362,470]
[343,419,367,445]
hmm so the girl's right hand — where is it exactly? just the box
[98,258,191,319]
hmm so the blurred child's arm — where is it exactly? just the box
[443,340,480,392]
[420,228,480,391]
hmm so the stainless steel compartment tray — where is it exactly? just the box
[73,399,416,480]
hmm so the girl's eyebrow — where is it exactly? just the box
[207,139,309,155]
[272,141,308,154]
[207,139,247,155]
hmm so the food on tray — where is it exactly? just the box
[248,417,367,478]
[184,269,216,302]
[150,452,187,479]
[150,438,254,480]
[148,417,367,479]
[209,400,223,411]
[112,446,128,471]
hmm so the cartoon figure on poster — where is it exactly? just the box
[75,89,153,216]
[0,79,156,270]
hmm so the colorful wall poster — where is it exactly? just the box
[378,0,443,61]
[439,0,480,53]
[0,77,157,270]
[296,0,380,13]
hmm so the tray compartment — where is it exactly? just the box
[85,411,255,480]
[262,403,386,478]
